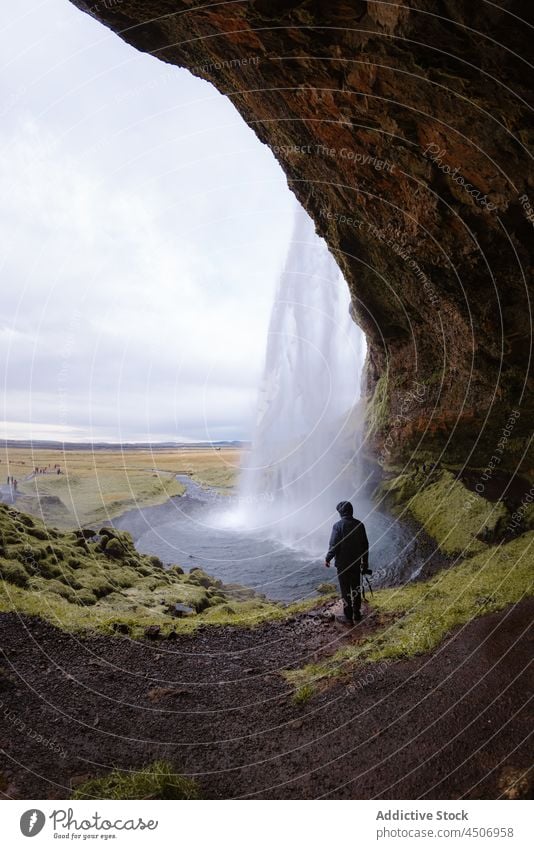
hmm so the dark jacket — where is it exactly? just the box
[326,505,369,571]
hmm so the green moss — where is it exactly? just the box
[0,505,324,637]
[73,588,98,606]
[27,526,49,541]
[365,374,389,438]
[81,572,115,598]
[285,532,534,690]
[71,760,199,800]
[188,568,217,588]
[34,559,64,579]
[0,559,29,588]
[103,537,125,558]
[377,470,509,555]
[107,566,137,588]
[375,473,420,510]
[148,554,164,569]
[29,577,76,602]
[522,502,534,531]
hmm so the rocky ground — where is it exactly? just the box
[1,597,532,800]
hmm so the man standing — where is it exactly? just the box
[325,501,369,623]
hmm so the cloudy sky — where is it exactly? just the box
[0,0,299,442]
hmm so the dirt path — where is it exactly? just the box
[0,599,532,800]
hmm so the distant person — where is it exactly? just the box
[325,501,370,624]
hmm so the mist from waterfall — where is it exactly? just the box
[223,205,367,554]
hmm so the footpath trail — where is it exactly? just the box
[0,598,532,800]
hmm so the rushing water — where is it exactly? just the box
[112,475,416,602]
[112,206,419,600]
[212,205,367,553]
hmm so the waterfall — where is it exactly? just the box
[221,204,366,554]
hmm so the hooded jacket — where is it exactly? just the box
[326,501,369,571]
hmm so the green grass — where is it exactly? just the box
[293,683,315,704]
[285,531,534,690]
[376,469,509,555]
[2,446,241,528]
[189,465,237,490]
[17,469,185,529]
[72,761,199,800]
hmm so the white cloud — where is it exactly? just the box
[0,0,296,441]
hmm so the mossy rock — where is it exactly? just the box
[209,593,227,605]
[0,559,29,588]
[27,526,48,540]
[134,575,166,592]
[73,588,98,606]
[409,471,509,554]
[517,502,534,531]
[5,534,20,545]
[100,527,134,547]
[148,555,164,570]
[192,593,210,613]
[92,580,115,599]
[137,564,157,577]
[62,573,83,591]
[13,545,43,565]
[376,470,509,555]
[189,569,218,589]
[108,567,137,589]
[104,537,125,558]
[375,473,421,510]
[0,506,286,637]
[82,571,116,598]
[36,560,63,579]
[31,577,75,602]
[224,584,256,600]
[202,603,235,618]
[365,374,390,438]
[17,514,35,528]
[74,528,98,540]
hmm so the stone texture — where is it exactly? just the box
[69,0,533,469]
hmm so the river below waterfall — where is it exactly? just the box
[111,475,423,602]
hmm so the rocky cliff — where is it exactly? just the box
[70,0,533,470]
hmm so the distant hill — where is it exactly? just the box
[1,439,248,451]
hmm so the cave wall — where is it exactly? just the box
[70,0,533,472]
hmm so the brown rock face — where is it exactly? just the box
[70,0,533,470]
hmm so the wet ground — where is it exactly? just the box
[1,598,532,799]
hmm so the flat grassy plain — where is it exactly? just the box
[1,446,241,529]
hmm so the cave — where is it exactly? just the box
[1,2,533,804]
[69,0,533,476]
